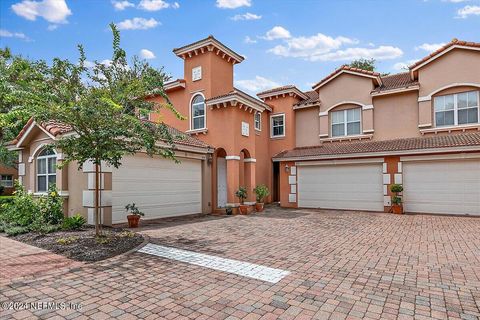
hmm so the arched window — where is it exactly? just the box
[37,148,57,192]
[191,94,206,130]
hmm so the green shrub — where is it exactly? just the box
[0,196,15,205]
[36,224,62,234]
[253,185,270,203]
[56,236,78,245]
[390,184,404,193]
[38,184,64,225]
[1,183,40,226]
[5,226,30,236]
[62,214,86,231]
[235,187,247,204]
[0,185,4,196]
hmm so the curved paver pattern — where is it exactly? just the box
[1,208,480,319]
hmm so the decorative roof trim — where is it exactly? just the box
[312,66,382,91]
[206,89,272,112]
[417,82,480,102]
[371,85,420,97]
[164,79,186,91]
[293,102,321,110]
[257,86,309,100]
[273,145,480,162]
[173,35,244,64]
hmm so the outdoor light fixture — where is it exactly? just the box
[285,164,290,173]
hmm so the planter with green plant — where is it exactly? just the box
[125,203,144,228]
[225,205,233,215]
[390,184,404,214]
[235,187,248,215]
[253,184,269,212]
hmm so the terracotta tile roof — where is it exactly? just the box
[372,72,419,93]
[256,85,296,96]
[173,35,244,64]
[409,39,480,70]
[273,132,480,160]
[312,65,381,90]
[294,90,320,107]
[12,118,211,150]
[206,87,272,111]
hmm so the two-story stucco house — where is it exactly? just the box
[9,37,480,224]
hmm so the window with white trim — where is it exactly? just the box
[37,148,56,192]
[434,91,479,127]
[191,94,206,130]
[331,108,361,137]
[254,111,261,131]
[270,114,285,137]
[0,175,13,188]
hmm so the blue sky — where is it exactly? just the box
[1,0,479,94]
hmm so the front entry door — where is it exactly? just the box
[217,157,227,208]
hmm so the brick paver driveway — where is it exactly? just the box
[1,207,480,320]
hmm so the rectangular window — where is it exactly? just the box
[254,111,261,131]
[0,175,13,188]
[270,114,285,137]
[37,157,56,192]
[331,108,361,137]
[435,91,479,127]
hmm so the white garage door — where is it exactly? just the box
[298,163,384,211]
[112,154,202,224]
[403,159,480,215]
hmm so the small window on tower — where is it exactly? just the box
[192,66,202,81]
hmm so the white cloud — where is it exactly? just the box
[235,76,280,92]
[392,59,419,71]
[456,5,480,18]
[47,24,58,31]
[308,46,403,62]
[112,0,134,10]
[216,0,251,9]
[0,29,29,40]
[443,0,470,3]
[231,12,261,21]
[263,26,291,40]
[267,33,357,59]
[139,49,156,59]
[244,36,257,44]
[415,42,446,52]
[116,17,160,30]
[11,0,71,23]
[138,0,179,11]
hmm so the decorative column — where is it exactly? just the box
[82,160,113,226]
[244,158,256,204]
[383,156,402,212]
[226,155,240,206]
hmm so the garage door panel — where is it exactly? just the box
[298,164,383,212]
[404,159,480,215]
[112,155,202,223]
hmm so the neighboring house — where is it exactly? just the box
[0,165,17,195]
[8,37,480,222]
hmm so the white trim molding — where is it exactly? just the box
[418,123,432,128]
[362,104,374,110]
[418,83,480,102]
[321,101,368,115]
[371,85,420,97]
[225,156,241,160]
[243,158,256,163]
[295,158,384,166]
[400,152,480,162]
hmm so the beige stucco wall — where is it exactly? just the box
[295,107,320,147]
[372,91,420,140]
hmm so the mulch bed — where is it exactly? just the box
[13,226,144,262]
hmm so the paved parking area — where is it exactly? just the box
[1,207,480,319]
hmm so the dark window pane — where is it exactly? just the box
[193,104,204,117]
[468,91,478,107]
[48,158,56,174]
[273,126,284,136]
[435,112,444,126]
[445,111,454,125]
[347,122,361,135]
[48,175,56,188]
[38,159,46,174]
[458,109,468,124]
[457,92,468,109]
[38,176,47,192]
[332,123,345,137]
[193,117,204,129]
[273,116,283,126]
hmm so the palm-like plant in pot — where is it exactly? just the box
[390,184,404,214]
[125,203,145,228]
[253,184,269,212]
[235,187,248,215]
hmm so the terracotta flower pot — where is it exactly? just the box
[392,204,403,214]
[127,214,141,228]
[239,204,249,215]
[255,203,264,212]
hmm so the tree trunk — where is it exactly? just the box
[95,162,100,236]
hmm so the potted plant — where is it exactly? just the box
[253,184,270,212]
[390,184,404,214]
[125,203,144,228]
[225,205,233,215]
[235,187,248,215]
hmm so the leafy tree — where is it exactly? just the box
[0,48,50,167]
[18,23,183,236]
[349,58,376,72]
